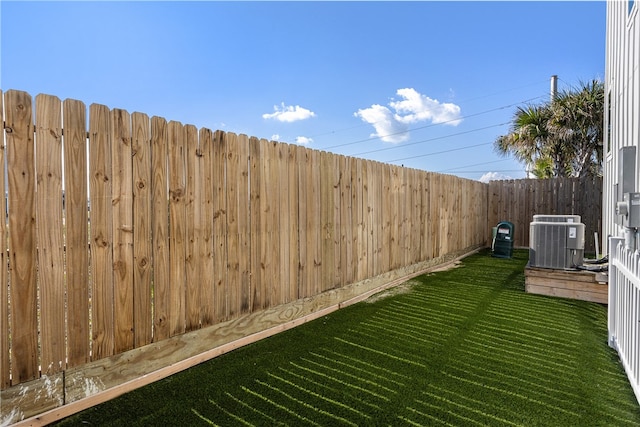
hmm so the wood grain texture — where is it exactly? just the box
[89,103,114,360]
[35,94,65,376]
[0,90,8,389]
[63,98,90,367]
[6,90,39,383]
[168,121,186,336]
[151,116,170,341]
[132,112,152,346]
[111,109,134,353]
[199,128,215,326]
[212,130,228,322]
[185,124,200,331]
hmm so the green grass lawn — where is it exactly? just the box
[57,249,640,426]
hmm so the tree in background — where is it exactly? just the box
[495,80,604,178]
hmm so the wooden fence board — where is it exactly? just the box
[331,153,341,288]
[6,90,39,384]
[249,137,263,309]
[151,116,170,341]
[89,103,114,360]
[266,140,281,304]
[185,124,200,331]
[225,133,240,318]
[340,155,353,287]
[296,145,308,298]
[277,142,291,303]
[287,143,299,300]
[212,130,228,322]
[199,128,215,326]
[235,134,251,314]
[132,112,152,347]
[0,90,8,389]
[111,109,134,354]
[168,121,186,336]
[64,98,90,367]
[35,94,66,376]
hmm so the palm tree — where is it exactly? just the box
[495,80,604,178]
[549,80,604,177]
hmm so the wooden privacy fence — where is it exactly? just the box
[487,177,602,253]
[1,90,489,424]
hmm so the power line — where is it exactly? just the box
[310,79,549,141]
[437,158,511,173]
[322,94,547,151]
[353,121,510,156]
[387,141,494,164]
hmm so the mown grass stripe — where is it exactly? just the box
[419,391,524,427]
[191,408,222,426]
[424,383,526,424]
[309,350,407,387]
[401,409,457,427]
[255,379,359,427]
[372,311,458,338]
[299,356,398,395]
[460,337,579,373]
[289,361,388,404]
[277,366,382,412]
[442,371,580,417]
[200,399,255,426]
[450,359,582,401]
[241,385,322,426]
[318,348,411,380]
[484,311,581,336]
[223,391,283,426]
[456,347,582,384]
[477,321,579,351]
[345,328,434,363]
[359,319,445,347]
[334,337,427,368]
[266,372,370,421]
[377,304,466,325]
[412,397,488,426]
[466,328,576,361]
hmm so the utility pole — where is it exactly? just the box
[550,75,558,101]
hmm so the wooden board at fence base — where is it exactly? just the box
[524,266,608,304]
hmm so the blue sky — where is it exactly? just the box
[1,1,606,182]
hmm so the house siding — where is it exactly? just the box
[603,0,640,248]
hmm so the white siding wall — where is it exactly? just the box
[603,0,640,251]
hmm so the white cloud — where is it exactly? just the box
[390,88,462,125]
[295,136,313,145]
[262,102,316,123]
[354,104,410,143]
[355,88,462,143]
[479,171,512,183]
[271,134,281,141]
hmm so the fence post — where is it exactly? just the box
[608,236,623,348]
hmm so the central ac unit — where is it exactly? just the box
[532,214,581,223]
[529,221,585,269]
